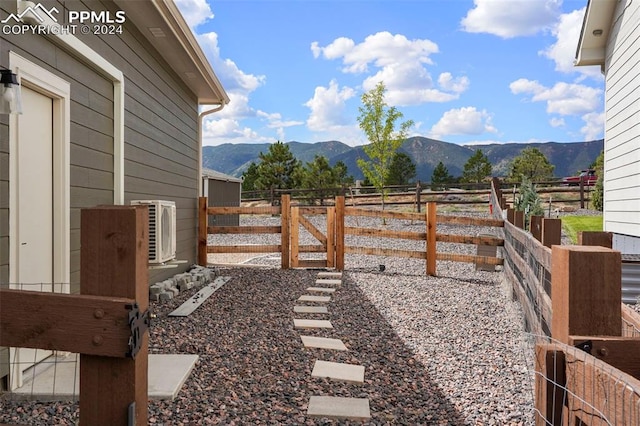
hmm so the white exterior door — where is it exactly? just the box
[11,86,55,388]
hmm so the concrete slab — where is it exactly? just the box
[294,305,329,314]
[315,279,341,287]
[306,287,336,293]
[300,336,348,351]
[307,396,370,420]
[168,276,231,316]
[294,319,333,329]
[10,354,198,401]
[298,295,331,303]
[311,360,365,384]
[317,272,342,279]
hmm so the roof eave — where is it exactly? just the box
[114,0,230,106]
[575,0,617,67]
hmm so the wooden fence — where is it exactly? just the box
[242,179,594,210]
[199,195,505,276]
[490,178,640,425]
[0,206,150,425]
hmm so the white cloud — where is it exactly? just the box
[430,107,497,137]
[313,32,469,106]
[580,112,604,140]
[510,78,602,115]
[461,0,561,38]
[438,72,470,93]
[304,80,356,131]
[549,117,565,127]
[202,117,271,144]
[174,0,214,29]
[541,8,603,80]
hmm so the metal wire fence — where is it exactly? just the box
[1,283,80,401]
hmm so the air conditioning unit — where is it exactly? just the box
[130,200,176,264]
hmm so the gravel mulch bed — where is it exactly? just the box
[0,211,545,425]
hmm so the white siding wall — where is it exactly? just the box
[604,0,640,241]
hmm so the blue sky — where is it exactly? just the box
[175,0,604,147]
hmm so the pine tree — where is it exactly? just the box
[254,141,301,190]
[241,162,259,191]
[386,152,416,186]
[514,176,544,227]
[431,161,453,190]
[462,149,492,183]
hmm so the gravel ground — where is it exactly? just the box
[1,210,536,425]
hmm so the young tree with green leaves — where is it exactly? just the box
[386,152,416,186]
[462,149,492,183]
[254,141,301,190]
[431,161,454,189]
[507,147,554,183]
[356,81,414,210]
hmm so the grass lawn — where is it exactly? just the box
[562,215,603,244]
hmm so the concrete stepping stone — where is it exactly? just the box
[317,272,342,279]
[306,286,336,293]
[294,319,333,329]
[294,305,328,314]
[311,360,365,384]
[298,295,331,303]
[300,335,347,351]
[307,396,370,420]
[315,279,341,287]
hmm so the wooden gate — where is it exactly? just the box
[290,206,335,268]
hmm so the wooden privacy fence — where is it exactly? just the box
[490,179,640,425]
[0,206,150,426]
[199,195,505,275]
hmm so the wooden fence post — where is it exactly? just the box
[426,202,437,276]
[198,197,208,266]
[551,245,622,344]
[541,218,561,248]
[281,194,290,269]
[326,206,336,268]
[506,208,515,224]
[578,231,613,248]
[514,210,524,229]
[80,206,149,426]
[579,178,585,209]
[530,215,543,242]
[335,196,345,271]
[415,181,421,213]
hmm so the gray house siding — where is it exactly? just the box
[1,0,202,291]
[603,0,640,245]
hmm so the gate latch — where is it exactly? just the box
[126,303,150,359]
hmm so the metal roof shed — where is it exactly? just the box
[202,168,243,226]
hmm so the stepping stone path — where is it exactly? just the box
[297,295,331,303]
[292,271,371,421]
[294,319,333,329]
[311,360,365,384]
[307,396,371,420]
[293,305,328,314]
[306,286,336,293]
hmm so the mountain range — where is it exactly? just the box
[202,137,604,182]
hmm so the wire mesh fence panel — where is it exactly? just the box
[530,335,640,425]
[1,283,80,402]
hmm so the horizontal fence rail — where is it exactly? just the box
[199,195,505,275]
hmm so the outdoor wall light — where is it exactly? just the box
[0,69,23,115]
